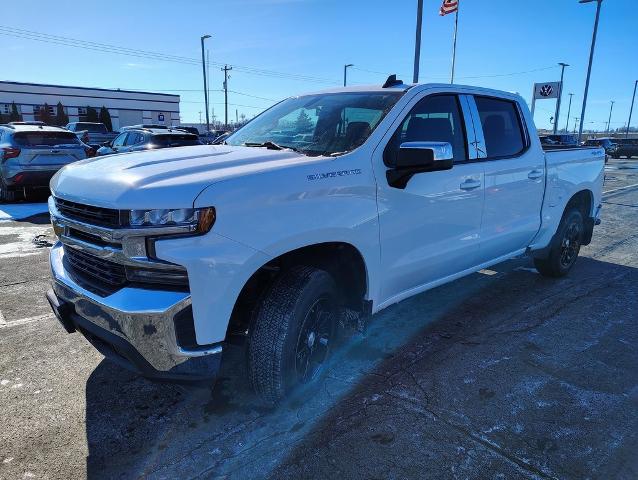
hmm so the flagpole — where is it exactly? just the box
[450,7,459,83]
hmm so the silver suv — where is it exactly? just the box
[0,122,91,202]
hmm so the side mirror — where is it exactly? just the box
[387,141,454,189]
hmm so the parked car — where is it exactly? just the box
[200,129,230,144]
[582,137,617,156]
[0,123,90,202]
[65,122,118,150]
[119,124,169,131]
[612,139,638,159]
[211,132,231,144]
[545,134,579,146]
[96,128,202,156]
[47,79,604,405]
[172,126,201,136]
[539,135,558,146]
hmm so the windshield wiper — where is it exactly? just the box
[244,141,300,153]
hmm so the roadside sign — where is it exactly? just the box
[533,82,561,100]
[158,113,165,122]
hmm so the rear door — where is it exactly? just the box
[376,93,485,304]
[469,95,545,263]
[15,131,85,167]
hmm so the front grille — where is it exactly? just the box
[55,197,122,228]
[64,247,127,289]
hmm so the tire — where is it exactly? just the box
[534,208,584,278]
[0,177,16,203]
[248,265,338,406]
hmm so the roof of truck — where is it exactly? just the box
[301,82,523,101]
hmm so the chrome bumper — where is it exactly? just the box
[49,243,222,380]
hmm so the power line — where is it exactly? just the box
[352,65,557,81]
[0,26,339,85]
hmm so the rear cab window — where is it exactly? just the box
[474,96,527,158]
[14,131,81,147]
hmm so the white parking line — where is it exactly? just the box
[603,182,638,197]
[0,313,54,329]
[0,203,49,222]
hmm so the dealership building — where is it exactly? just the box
[0,81,180,130]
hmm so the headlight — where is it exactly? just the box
[128,207,216,233]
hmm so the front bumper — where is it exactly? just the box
[48,243,222,381]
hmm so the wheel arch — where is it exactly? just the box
[225,241,370,339]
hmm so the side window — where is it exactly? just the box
[474,96,526,158]
[112,133,128,147]
[125,132,141,146]
[387,95,467,164]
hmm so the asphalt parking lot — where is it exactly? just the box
[1,159,637,480]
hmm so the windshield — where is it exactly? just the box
[76,123,107,133]
[226,92,402,156]
[14,131,81,147]
[151,134,201,148]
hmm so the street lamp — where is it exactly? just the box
[565,93,574,133]
[343,64,354,87]
[413,0,424,83]
[577,0,603,142]
[626,80,638,138]
[606,100,615,134]
[200,34,212,133]
[553,62,569,135]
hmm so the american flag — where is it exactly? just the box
[439,0,459,16]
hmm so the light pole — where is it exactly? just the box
[565,93,574,133]
[574,117,579,134]
[577,0,603,143]
[413,0,424,83]
[626,80,638,138]
[200,35,211,133]
[606,100,615,134]
[553,62,569,135]
[343,64,354,87]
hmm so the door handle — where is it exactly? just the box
[528,169,544,180]
[460,179,481,190]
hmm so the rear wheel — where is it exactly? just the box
[248,266,337,406]
[0,177,16,203]
[534,208,584,277]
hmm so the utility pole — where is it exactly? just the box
[198,111,202,125]
[577,0,603,143]
[553,62,569,135]
[565,93,574,133]
[235,109,239,125]
[413,0,424,83]
[221,65,232,128]
[606,100,615,134]
[626,80,638,138]
[343,64,354,87]
[200,35,211,133]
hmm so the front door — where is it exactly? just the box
[376,93,485,305]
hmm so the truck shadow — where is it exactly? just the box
[83,255,638,479]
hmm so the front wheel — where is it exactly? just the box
[534,208,584,277]
[248,266,338,406]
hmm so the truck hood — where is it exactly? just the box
[50,145,325,209]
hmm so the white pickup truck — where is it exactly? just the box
[46,78,604,405]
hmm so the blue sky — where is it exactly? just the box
[2,0,637,130]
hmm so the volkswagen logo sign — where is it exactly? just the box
[539,85,554,97]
